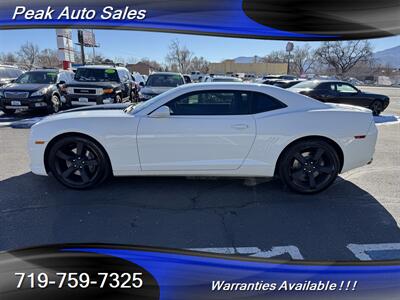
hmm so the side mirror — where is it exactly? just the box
[139,82,144,87]
[57,80,66,85]
[150,106,171,118]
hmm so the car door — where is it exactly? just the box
[335,82,365,106]
[137,90,256,171]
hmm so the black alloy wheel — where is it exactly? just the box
[279,140,340,193]
[370,100,383,116]
[48,136,110,189]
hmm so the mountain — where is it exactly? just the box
[373,45,400,68]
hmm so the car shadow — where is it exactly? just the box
[0,173,399,260]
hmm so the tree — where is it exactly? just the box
[191,56,209,73]
[37,49,60,68]
[291,44,316,76]
[18,42,40,70]
[262,50,287,63]
[315,41,373,77]
[0,52,18,65]
[165,40,193,73]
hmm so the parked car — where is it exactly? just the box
[29,83,377,194]
[0,65,24,87]
[190,71,206,82]
[64,65,135,107]
[273,79,306,89]
[205,76,243,82]
[289,80,390,115]
[0,69,74,115]
[131,72,146,102]
[139,72,185,101]
[262,75,298,85]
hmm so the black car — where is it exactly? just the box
[0,69,73,115]
[273,79,306,89]
[64,65,135,107]
[0,65,23,87]
[262,75,297,85]
[289,80,390,115]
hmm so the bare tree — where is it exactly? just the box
[315,41,373,77]
[140,58,165,72]
[37,49,60,68]
[291,44,316,76]
[0,52,19,65]
[191,56,209,73]
[18,42,40,70]
[166,40,193,73]
[262,50,287,63]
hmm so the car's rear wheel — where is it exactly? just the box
[370,100,383,116]
[115,94,122,103]
[47,136,111,189]
[278,139,340,193]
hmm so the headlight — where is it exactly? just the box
[31,88,48,97]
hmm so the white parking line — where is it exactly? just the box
[188,246,304,260]
[347,243,400,260]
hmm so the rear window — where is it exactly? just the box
[146,74,184,87]
[251,92,287,113]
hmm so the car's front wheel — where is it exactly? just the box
[48,95,61,114]
[278,139,340,194]
[47,136,111,189]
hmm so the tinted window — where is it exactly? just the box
[317,82,336,91]
[0,67,23,79]
[251,92,286,113]
[146,74,184,87]
[15,71,58,84]
[74,68,119,82]
[291,80,320,89]
[166,91,249,115]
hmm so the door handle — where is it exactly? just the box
[231,124,249,130]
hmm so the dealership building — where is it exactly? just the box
[209,59,288,75]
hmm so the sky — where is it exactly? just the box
[0,29,399,63]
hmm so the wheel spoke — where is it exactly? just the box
[62,166,77,179]
[76,142,84,156]
[80,167,90,183]
[308,173,316,188]
[294,153,306,165]
[318,166,332,174]
[56,150,73,161]
[313,148,325,162]
[291,169,304,180]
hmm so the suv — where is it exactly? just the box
[0,65,23,87]
[64,65,135,106]
[139,72,185,101]
[0,69,74,115]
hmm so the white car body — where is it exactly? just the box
[29,83,377,180]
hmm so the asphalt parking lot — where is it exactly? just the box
[0,86,399,261]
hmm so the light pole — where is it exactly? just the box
[286,42,294,75]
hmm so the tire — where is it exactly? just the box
[48,95,61,114]
[47,136,111,189]
[2,108,16,116]
[115,94,122,103]
[278,139,340,194]
[370,100,383,116]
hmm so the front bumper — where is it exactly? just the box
[0,96,49,111]
[65,94,115,106]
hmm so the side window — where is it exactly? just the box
[317,83,336,92]
[166,91,249,115]
[336,83,358,94]
[251,92,287,114]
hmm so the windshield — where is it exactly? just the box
[146,74,184,87]
[15,71,58,84]
[124,87,178,114]
[75,68,119,82]
[290,80,320,89]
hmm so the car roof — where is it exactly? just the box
[149,72,182,76]
[76,65,124,69]
[28,69,60,72]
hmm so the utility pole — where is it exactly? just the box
[286,42,294,75]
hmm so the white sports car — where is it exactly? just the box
[29,83,377,193]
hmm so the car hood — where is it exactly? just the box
[141,86,173,95]
[1,83,50,91]
[36,104,129,125]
